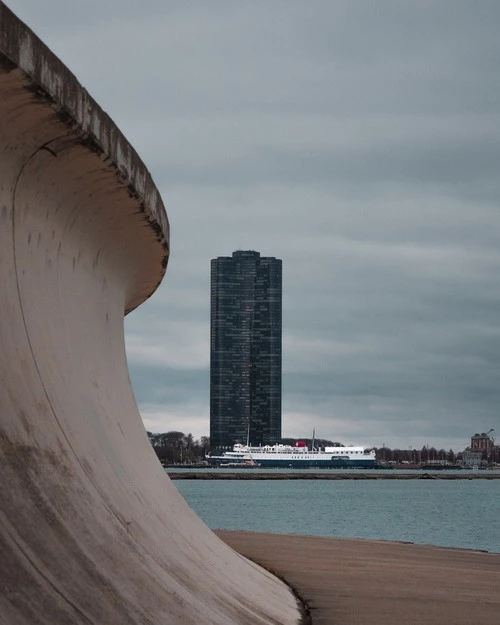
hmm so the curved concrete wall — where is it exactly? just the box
[0,5,301,624]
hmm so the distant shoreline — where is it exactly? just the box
[167,471,500,480]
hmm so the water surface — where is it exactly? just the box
[173,476,500,552]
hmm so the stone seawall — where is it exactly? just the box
[168,471,500,480]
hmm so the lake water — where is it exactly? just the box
[172,472,500,553]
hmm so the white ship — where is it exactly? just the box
[207,440,377,469]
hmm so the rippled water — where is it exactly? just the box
[173,475,500,552]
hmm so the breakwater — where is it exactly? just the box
[168,471,500,480]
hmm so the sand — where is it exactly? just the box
[217,530,500,625]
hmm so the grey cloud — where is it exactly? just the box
[129,364,208,406]
[9,0,500,449]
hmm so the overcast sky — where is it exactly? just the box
[9,1,500,451]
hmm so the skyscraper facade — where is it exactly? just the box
[210,250,282,452]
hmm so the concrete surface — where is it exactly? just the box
[0,4,301,624]
[218,531,500,625]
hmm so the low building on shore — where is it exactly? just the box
[462,430,499,467]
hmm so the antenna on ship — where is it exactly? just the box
[312,428,315,451]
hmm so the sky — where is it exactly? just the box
[8,0,500,451]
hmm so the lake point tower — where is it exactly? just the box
[210,251,282,452]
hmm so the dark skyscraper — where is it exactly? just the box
[210,250,282,452]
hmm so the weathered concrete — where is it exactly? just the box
[218,531,500,625]
[0,4,301,624]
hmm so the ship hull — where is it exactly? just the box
[257,458,376,469]
[209,457,377,469]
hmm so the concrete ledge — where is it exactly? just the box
[0,1,169,311]
[0,4,302,623]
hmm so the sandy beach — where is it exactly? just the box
[217,530,500,625]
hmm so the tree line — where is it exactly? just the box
[374,445,460,465]
[147,431,210,465]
